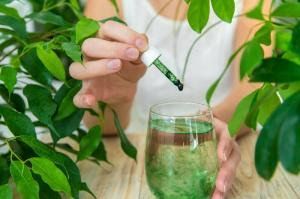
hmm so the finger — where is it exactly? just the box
[73,93,97,108]
[99,21,148,52]
[69,59,122,80]
[215,144,241,194]
[213,118,228,138]
[118,61,147,83]
[212,190,225,199]
[218,136,234,162]
[82,38,140,61]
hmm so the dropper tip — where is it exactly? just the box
[177,82,184,91]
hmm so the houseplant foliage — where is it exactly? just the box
[0,0,134,198]
[185,0,300,181]
[0,0,299,198]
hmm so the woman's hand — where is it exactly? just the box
[69,21,148,108]
[212,118,241,199]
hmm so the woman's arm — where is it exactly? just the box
[213,0,273,137]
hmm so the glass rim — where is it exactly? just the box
[150,101,213,119]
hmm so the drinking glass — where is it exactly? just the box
[145,102,218,199]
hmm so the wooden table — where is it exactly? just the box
[78,132,300,199]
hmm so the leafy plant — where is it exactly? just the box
[184,0,300,180]
[0,0,299,198]
[0,0,134,198]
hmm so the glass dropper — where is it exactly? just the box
[141,47,184,91]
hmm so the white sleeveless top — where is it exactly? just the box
[123,0,243,133]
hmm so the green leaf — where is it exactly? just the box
[240,42,264,79]
[246,0,264,20]
[0,0,13,4]
[62,42,82,62]
[30,158,71,196]
[278,91,300,174]
[19,136,82,198]
[0,4,20,19]
[250,58,300,83]
[211,0,235,23]
[291,22,300,55]
[99,16,127,25]
[20,48,53,87]
[0,16,27,39]
[254,23,273,46]
[53,109,84,138]
[23,85,59,142]
[228,90,258,136]
[111,108,137,161]
[110,0,119,13]
[54,82,81,121]
[75,17,100,44]
[278,82,300,100]
[0,184,12,199]
[70,0,81,10]
[0,66,17,94]
[80,182,96,199]
[255,91,300,179]
[54,79,79,103]
[0,157,10,185]
[187,0,210,33]
[91,142,109,163]
[275,31,292,52]
[272,2,300,18]
[32,174,61,199]
[257,85,281,125]
[36,44,66,82]
[0,105,36,137]
[78,126,102,161]
[0,85,25,113]
[27,11,67,26]
[283,51,300,65]
[10,161,39,199]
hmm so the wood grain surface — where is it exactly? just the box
[78,133,300,199]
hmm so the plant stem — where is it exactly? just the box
[0,135,6,140]
[33,121,47,127]
[0,46,19,63]
[145,0,175,33]
[181,14,245,82]
[54,143,78,155]
[0,143,6,148]
[6,140,25,163]
[247,85,279,121]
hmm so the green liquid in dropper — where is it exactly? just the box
[153,58,184,91]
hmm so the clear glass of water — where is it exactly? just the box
[145,102,218,199]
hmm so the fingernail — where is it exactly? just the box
[106,59,121,70]
[223,182,227,193]
[223,151,227,162]
[126,47,139,59]
[135,38,147,51]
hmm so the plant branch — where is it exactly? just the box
[0,135,7,140]
[0,142,7,148]
[145,0,175,33]
[0,45,19,63]
[6,140,25,163]
[181,14,245,82]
